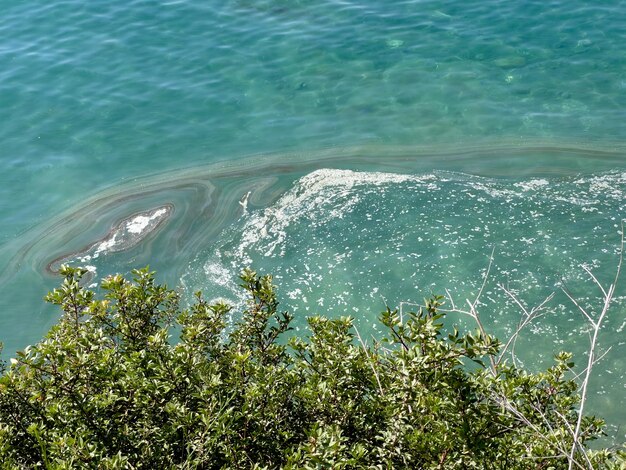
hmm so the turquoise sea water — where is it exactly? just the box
[1,0,626,439]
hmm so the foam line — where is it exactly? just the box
[2,141,626,285]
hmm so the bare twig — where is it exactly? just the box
[496,287,554,367]
[567,224,624,469]
[440,249,498,374]
[441,228,624,470]
[473,246,496,311]
[492,390,587,470]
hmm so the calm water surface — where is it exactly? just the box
[1,0,626,439]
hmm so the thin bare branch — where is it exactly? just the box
[445,288,457,311]
[582,265,607,298]
[561,285,596,326]
[500,283,530,318]
[472,246,496,310]
[568,223,624,470]
[496,288,555,366]
[494,392,587,470]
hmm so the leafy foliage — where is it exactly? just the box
[0,266,623,468]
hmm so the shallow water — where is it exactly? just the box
[1,0,626,440]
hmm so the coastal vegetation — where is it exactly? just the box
[0,266,624,468]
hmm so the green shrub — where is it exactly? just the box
[0,266,623,468]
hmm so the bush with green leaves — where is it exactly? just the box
[0,266,623,468]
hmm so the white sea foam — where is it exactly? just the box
[234,169,435,262]
[126,208,167,234]
[94,207,170,256]
[514,178,549,191]
[94,232,119,256]
[203,255,236,289]
[239,191,251,215]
